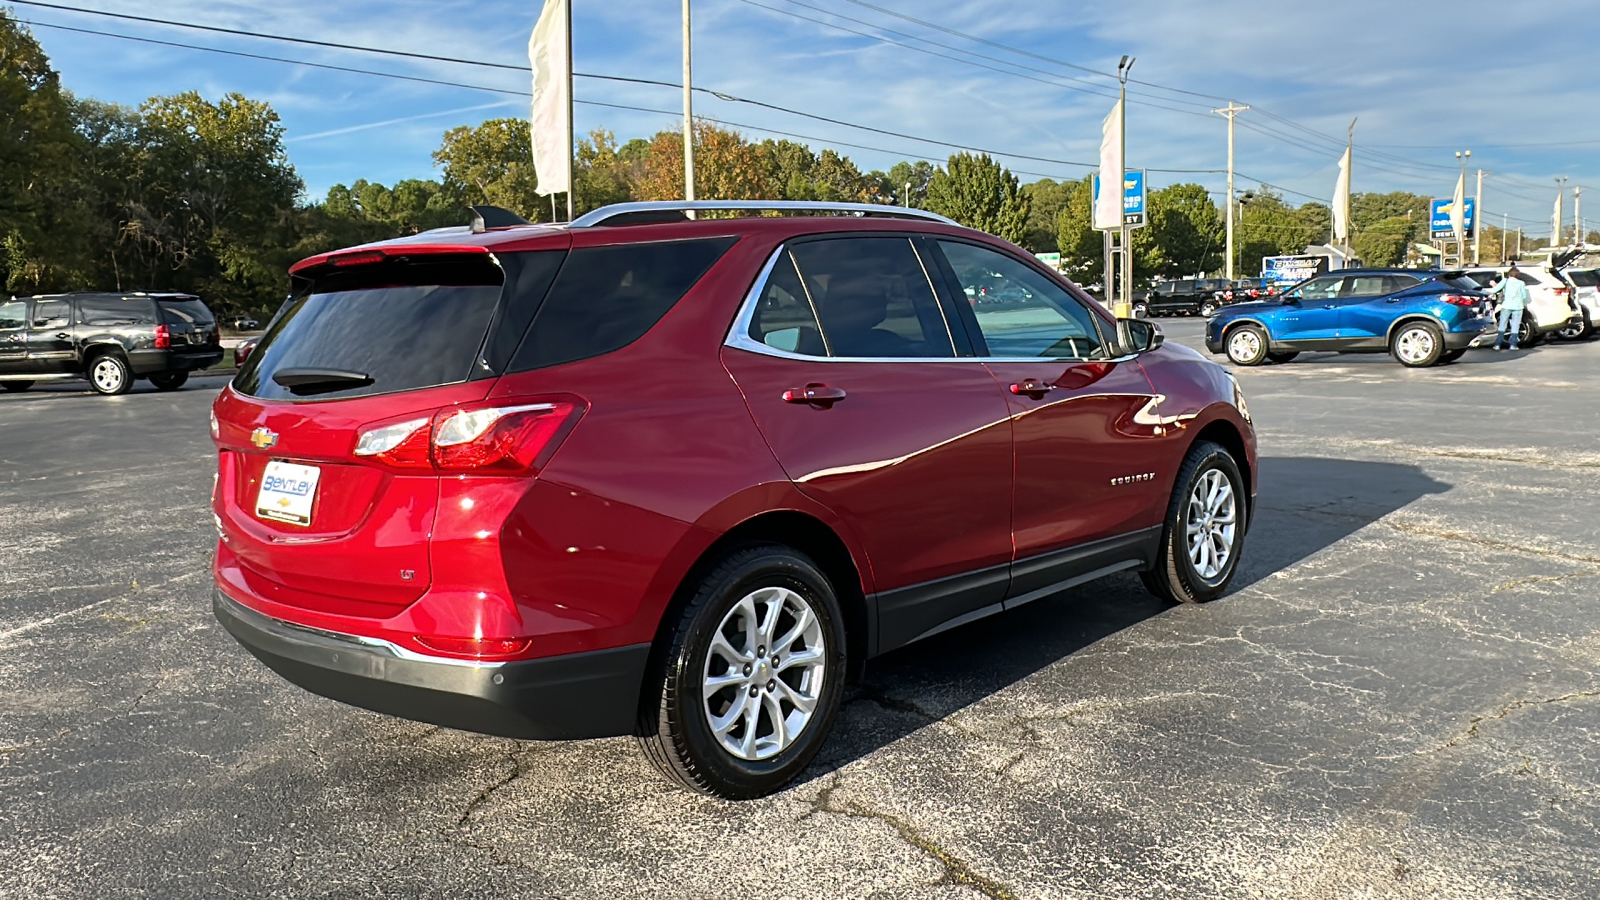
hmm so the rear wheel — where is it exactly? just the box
[1557,311,1593,341]
[1517,316,1540,348]
[0,381,32,392]
[1391,321,1444,367]
[1224,324,1270,366]
[1142,440,1246,604]
[1199,301,1218,317]
[87,353,132,395]
[637,544,846,799]
[1265,351,1299,364]
[149,371,189,391]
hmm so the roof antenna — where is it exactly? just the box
[467,205,532,234]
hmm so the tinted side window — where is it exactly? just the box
[937,240,1106,359]
[1343,275,1388,297]
[0,301,25,329]
[78,297,157,326]
[748,252,826,356]
[1384,275,1421,292]
[32,300,70,327]
[1569,271,1599,287]
[1298,276,1343,300]
[156,298,214,326]
[785,237,954,359]
[511,237,735,371]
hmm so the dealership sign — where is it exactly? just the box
[1261,254,1329,287]
[1429,197,1475,238]
[1092,170,1147,229]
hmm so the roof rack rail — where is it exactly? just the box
[569,200,958,228]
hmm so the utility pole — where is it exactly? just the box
[1516,227,1522,258]
[1212,102,1249,281]
[1575,187,1582,246]
[1473,168,1484,265]
[1116,56,1135,318]
[682,0,695,205]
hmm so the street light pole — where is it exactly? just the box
[1555,176,1568,248]
[903,181,911,207]
[682,0,695,205]
[1212,102,1248,281]
[1116,56,1135,318]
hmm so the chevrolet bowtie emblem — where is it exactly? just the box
[250,427,278,450]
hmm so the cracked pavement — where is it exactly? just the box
[3,325,1600,898]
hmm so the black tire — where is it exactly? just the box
[0,381,32,392]
[149,371,189,391]
[1517,316,1541,348]
[1439,349,1466,363]
[1224,324,1270,366]
[636,544,847,799]
[1142,440,1247,604]
[1390,320,1444,368]
[86,352,133,395]
[1265,351,1299,364]
[1199,301,1218,317]
[1557,311,1593,341]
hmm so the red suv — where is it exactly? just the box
[211,201,1257,798]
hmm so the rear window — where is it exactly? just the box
[156,298,214,326]
[78,297,157,326]
[509,237,735,371]
[1439,276,1485,292]
[235,257,506,400]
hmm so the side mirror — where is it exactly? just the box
[1122,318,1164,353]
[1281,293,1301,304]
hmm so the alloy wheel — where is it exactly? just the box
[1185,469,1237,580]
[1227,329,1261,363]
[701,585,826,761]
[1395,327,1435,364]
[92,358,125,393]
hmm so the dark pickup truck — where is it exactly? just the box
[1135,278,1233,317]
[0,291,223,395]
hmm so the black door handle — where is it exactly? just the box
[56,332,71,339]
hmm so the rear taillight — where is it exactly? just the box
[1441,294,1479,307]
[154,324,170,349]
[353,401,581,473]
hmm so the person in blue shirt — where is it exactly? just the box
[1487,266,1531,350]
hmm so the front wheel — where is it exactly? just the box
[1199,301,1218,317]
[88,354,133,395]
[1142,440,1247,604]
[636,545,847,799]
[0,381,33,392]
[1224,324,1270,366]
[1391,321,1444,367]
[149,371,189,391]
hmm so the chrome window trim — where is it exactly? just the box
[724,242,1125,365]
[572,200,958,228]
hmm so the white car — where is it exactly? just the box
[1461,266,1582,345]
[1556,268,1599,340]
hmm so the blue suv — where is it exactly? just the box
[1204,269,1494,368]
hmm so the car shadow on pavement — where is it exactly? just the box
[807,455,1451,782]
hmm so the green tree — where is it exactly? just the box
[1235,191,1320,276]
[872,160,936,207]
[433,118,543,219]
[575,128,636,212]
[0,12,83,291]
[1351,215,1411,267]
[1053,174,1101,277]
[637,122,774,202]
[1132,183,1222,277]
[924,153,1030,244]
[1020,178,1071,253]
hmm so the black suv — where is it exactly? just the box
[1137,278,1233,317]
[0,292,222,395]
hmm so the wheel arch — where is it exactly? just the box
[1189,417,1254,528]
[79,340,130,371]
[1219,316,1272,344]
[1384,313,1447,344]
[647,510,871,693]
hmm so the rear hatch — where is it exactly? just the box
[212,248,565,618]
[156,296,221,351]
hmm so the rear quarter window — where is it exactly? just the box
[509,237,735,371]
[156,298,215,326]
[78,297,157,326]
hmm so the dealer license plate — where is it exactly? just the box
[256,460,321,526]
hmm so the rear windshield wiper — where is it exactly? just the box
[271,367,374,395]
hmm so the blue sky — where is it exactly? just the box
[17,0,1600,238]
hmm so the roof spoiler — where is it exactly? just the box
[468,205,532,233]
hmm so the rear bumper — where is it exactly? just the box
[128,348,224,375]
[213,589,649,740]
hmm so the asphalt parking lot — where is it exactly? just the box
[3,323,1599,899]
